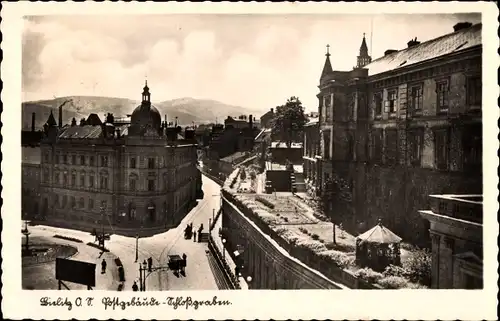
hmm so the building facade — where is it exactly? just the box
[37,82,202,234]
[302,117,320,196]
[308,22,482,244]
[419,194,483,289]
[259,108,275,129]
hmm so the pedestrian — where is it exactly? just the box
[193,231,197,242]
[147,257,153,272]
[182,253,187,274]
[101,259,107,274]
[132,281,139,292]
[92,228,97,242]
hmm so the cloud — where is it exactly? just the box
[22,13,481,113]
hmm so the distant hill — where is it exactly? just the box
[22,96,262,130]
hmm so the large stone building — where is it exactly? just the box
[419,194,483,289]
[36,82,202,234]
[304,22,482,245]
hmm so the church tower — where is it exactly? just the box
[142,80,151,105]
[356,33,372,68]
[320,44,333,85]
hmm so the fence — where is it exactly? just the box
[207,235,241,289]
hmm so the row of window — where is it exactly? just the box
[44,150,196,169]
[53,194,106,211]
[44,167,196,192]
[44,170,108,189]
[370,125,481,170]
[373,76,481,117]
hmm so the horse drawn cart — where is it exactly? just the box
[167,255,186,273]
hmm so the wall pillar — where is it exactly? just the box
[430,232,441,288]
[438,235,455,289]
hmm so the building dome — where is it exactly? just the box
[130,104,161,126]
[128,80,162,136]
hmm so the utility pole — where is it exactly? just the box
[135,234,139,262]
[100,207,105,248]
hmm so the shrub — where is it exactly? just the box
[311,233,320,240]
[283,217,289,222]
[406,282,428,289]
[298,227,308,234]
[318,250,355,269]
[325,242,356,253]
[402,248,432,286]
[256,197,275,209]
[383,264,407,278]
[355,268,384,283]
[377,276,408,289]
[249,170,257,180]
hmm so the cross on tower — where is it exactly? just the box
[363,32,366,38]
[326,44,330,57]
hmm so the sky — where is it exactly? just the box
[22,13,481,113]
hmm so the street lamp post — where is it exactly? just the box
[135,233,139,263]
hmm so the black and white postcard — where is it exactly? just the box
[1,2,498,320]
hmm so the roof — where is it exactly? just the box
[46,111,57,126]
[364,23,481,77]
[270,142,303,149]
[357,221,402,244]
[254,128,271,142]
[305,117,319,127]
[320,54,333,80]
[220,151,248,163]
[86,113,102,126]
[58,125,103,139]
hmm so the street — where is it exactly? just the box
[26,174,222,291]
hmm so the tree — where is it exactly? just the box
[270,96,308,147]
[319,175,354,244]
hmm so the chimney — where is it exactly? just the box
[384,49,398,56]
[31,112,36,132]
[80,118,86,126]
[453,22,473,32]
[407,37,420,48]
[58,105,63,128]
[270,108,274,114]
[249,114,253,128]
[71,118,77,127]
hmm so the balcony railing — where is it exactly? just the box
[429,194,483,224]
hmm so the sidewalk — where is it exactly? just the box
[210,215,248,289]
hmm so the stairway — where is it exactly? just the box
[199,232,210,243]
[290,172,297,193]
[294,172,307,193]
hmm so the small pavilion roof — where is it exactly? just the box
[357,220,402,244]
